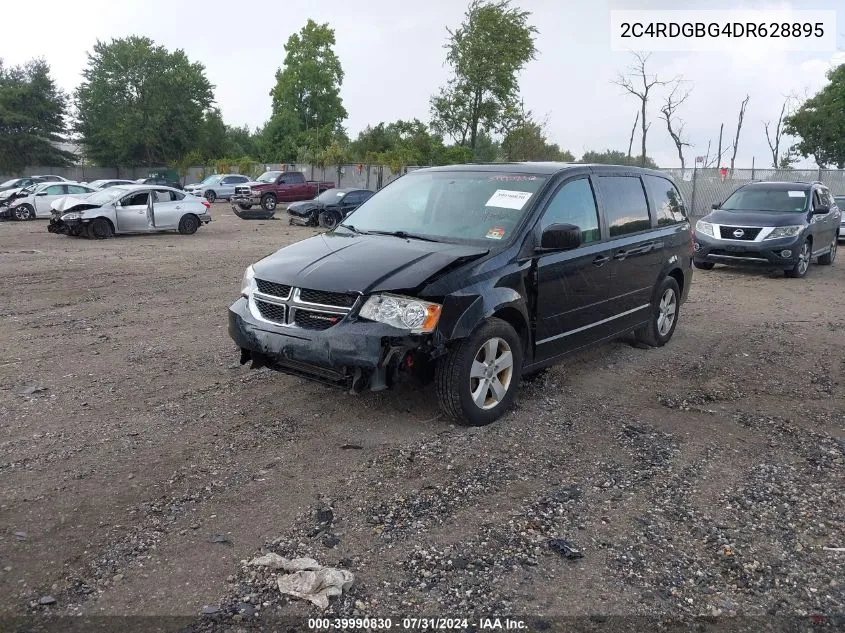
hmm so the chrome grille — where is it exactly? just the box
[234,185,251,196]
[256,279,291,299]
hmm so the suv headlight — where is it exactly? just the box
[695,220,714,237]
[241,265,256,297]
[359,294,442,333]
[764,225,803,240]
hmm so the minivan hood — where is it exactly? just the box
[253,232,489,294]
[704,208,808,227]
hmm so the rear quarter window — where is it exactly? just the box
[596,176,651,237]
[643,175,687,225]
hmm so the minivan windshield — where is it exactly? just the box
[340,171,548,244]
[721,187,810,213]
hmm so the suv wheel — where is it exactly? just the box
[818,236,837,265]
[785,239,811,278]
[636,276,680,347]
[204,190,217,203]
[435,318,523,426]
[261,194,277,211]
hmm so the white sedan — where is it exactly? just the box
[47,184,212,239]
[4,182,97,220]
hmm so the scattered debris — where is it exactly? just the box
[548,539,584,559]
[822,547,845,553]
[210,535,232,545]
[38,596,56,606]
[14,532,27,540]
[16,386,47,396]
[248,553,321,572]
[201,605,220,615]
[322,534,340,549]
[315,508,334,526]
[277,567,354,609]
[341,444,363,450]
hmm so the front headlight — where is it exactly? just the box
[359,293,442,333]
[764,225,803,240]
[241,265,256,298]
[695,220,714,237]
[61,212,82,220]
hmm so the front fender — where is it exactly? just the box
[433,286,528,345]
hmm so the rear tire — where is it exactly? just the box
[204,190,216,203]
[693,261,715,270]
[785,239,811,278]
[818,236,837,265]
[435,318,523,427]
[88,217,113,240]
[635,276,680,348]
[178,214,200,235]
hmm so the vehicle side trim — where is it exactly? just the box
[536,304,650,345]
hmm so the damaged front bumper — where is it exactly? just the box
[228,297,433,392]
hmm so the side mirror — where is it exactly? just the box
[813,205,830,215]
[712,202,721,209]
[36,191,48,197]
[540,223,582,251]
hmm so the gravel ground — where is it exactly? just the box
[0,207,843,630]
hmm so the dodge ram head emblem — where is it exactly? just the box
[733,229,745,238]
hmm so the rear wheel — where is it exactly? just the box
[14,204,34,221]
[435,318,523,426]
[204,190,216,203]
[635,276,680,348]
[818,236,837,265]
[693,261,715,270]
[785,239,811,278]
[178,214,199,235]
[88,217,113,240]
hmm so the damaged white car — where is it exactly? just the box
[48,184,212,239]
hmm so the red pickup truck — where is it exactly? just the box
[231,170,335,216]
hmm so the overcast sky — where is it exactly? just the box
[2,0,843,168]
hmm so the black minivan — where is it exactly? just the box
[229,163,693,426]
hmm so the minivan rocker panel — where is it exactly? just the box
[229,163,694,426]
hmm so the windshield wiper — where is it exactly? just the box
[338,223,368,235]
[366,230,439,243]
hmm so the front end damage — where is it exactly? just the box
[228,297,438,394]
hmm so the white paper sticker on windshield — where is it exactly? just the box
[486,189,533,210]
[788,191,806,198]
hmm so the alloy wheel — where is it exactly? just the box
[657,288,677,337]
[469,337,514,410]
[797,243,810,275]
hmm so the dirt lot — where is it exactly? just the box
[0,207,843,628]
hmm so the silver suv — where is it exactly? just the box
[184,174,251,203]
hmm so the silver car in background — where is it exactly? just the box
[48,184,212,239]
[3,182,97,220]
[184,174,251,203]
[84,179,138,190]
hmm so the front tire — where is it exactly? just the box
[204,190,216,203]
[14,204,34,221]
[318,210,340,229]
[261,194,277,211]
[435,318,523,427]
[635,276,680,348]
[818,236,837,265]
[178,214,199,235]
[693,260,715,270]
[88,217,113,240]
[785,239,811,278]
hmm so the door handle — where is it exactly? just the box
[592,255,609,266]
[175,206,182,210]
[613,250,628,260]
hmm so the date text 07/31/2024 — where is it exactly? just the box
[307,617,528,630]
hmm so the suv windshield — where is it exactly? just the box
[201,175,222,184]
[721,186,810,213]
[342,171,548,244]
[256,171,280,183]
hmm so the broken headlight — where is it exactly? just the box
[61,212,82,220]
[359,294,442,333]
[241,265,256,298]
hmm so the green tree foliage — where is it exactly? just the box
[74,36,213,167]
[0,58,76,173]
[225,124,259,159]
[784,64,845,168]
[430,0,537,151]
[349,119,474,167]
[502,110,574,162]
[580,149,658,168]
[197,108,227,161]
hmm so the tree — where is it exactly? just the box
[225,124,258,159]
[0,58,76,173]
[627,111,639,160]
[502,107,574,161]
[763,98,793,168]
[784,63,845,168]
[580,149,658,169]
[613,52,673,167]
[430,0,537,151]
[271,20,346,134]
[197,108,227,161]
[660,80,692,169]
[75,36,213,167]
[729,95,750,171]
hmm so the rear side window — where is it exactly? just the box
[596,176,651,236]
[43,185,66,195]
[643,176,687,225]
[67,185,90,194]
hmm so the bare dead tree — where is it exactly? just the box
[660,80,693,169]
[613,52,674,167]
[627,110,639,160]
[703,139,711,167]
[730,95,750,171]
[763,97,793,168]
[716,123,724,169]
[704,131,732,169]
